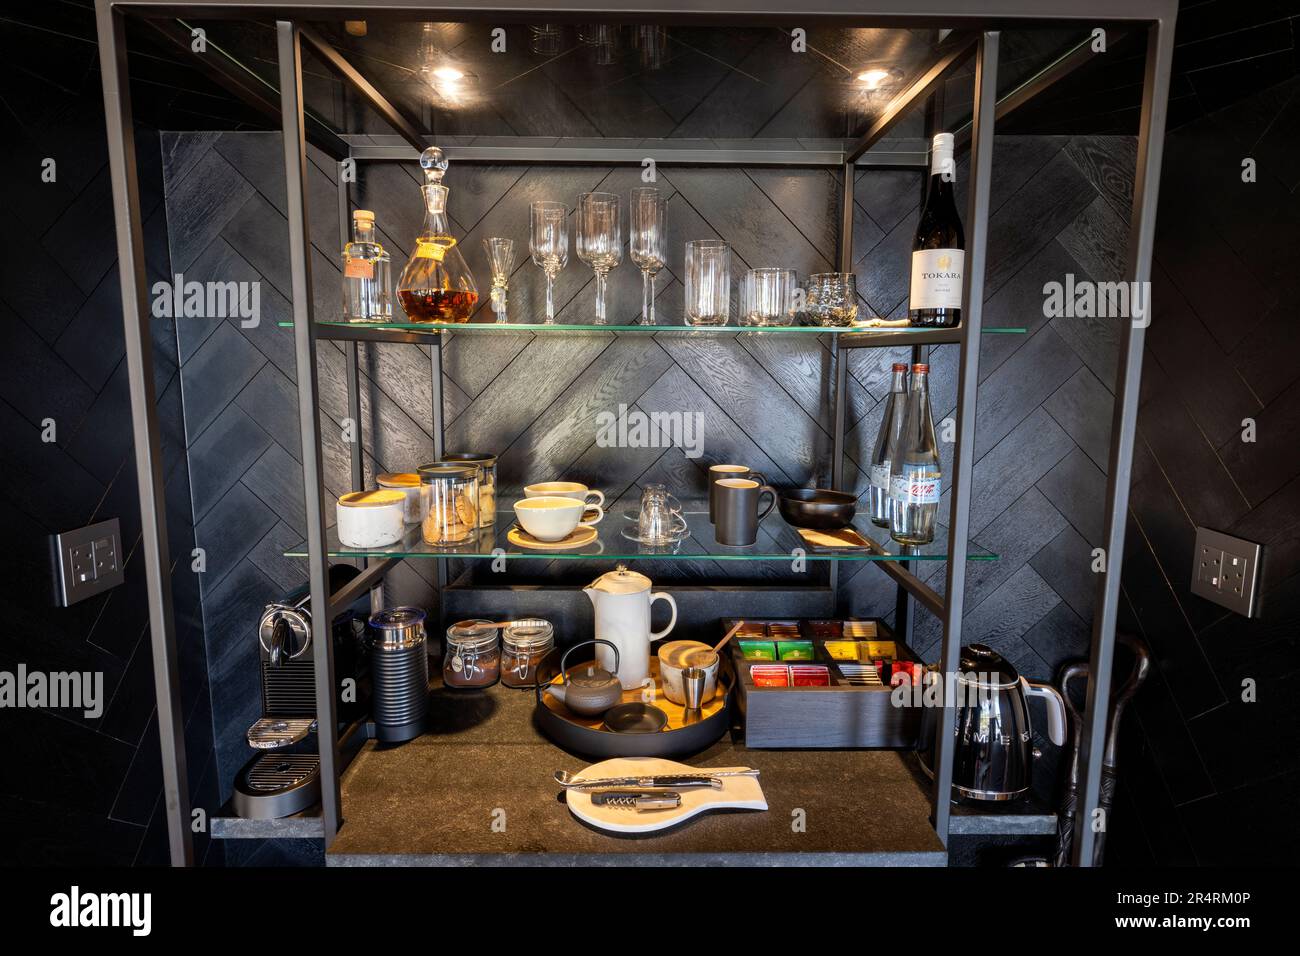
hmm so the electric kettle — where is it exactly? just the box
[919,644,1067,801]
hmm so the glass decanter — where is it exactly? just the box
[397,146,479,323]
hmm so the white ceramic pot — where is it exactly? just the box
[376,472,429,524]
[336,490,406,548]
[658,639,720,705]
[513,496,603,542]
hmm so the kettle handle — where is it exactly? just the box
[559,638,620,678]
[1021,677,1067,747]
[649,592,678,640]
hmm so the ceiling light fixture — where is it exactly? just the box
[856,68,892,89]
[432,66,465,82]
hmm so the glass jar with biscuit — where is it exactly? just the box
[418,464,479,545]
[439,453,497,527]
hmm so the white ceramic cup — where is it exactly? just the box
[523,481,606,511]
[513,495,604,542]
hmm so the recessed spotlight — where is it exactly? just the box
[856,68,892,89]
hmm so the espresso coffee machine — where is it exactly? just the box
[232,565,372,819]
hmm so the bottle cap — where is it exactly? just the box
[912,363,930,373]
[892,362,908,372]
[353,209,375,222]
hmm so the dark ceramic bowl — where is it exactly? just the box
[776,488,857,530]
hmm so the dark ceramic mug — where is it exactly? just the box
[708,464,765,523]
[714,478,777,546]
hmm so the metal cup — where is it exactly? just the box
[682,666,708,715]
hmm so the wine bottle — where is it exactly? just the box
[889,363,941,546]
[909,132,965,328]
[869,362,909,528]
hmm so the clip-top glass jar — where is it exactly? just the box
[418,463,479,545]
[500,619,555,688]
[443,619,500,689]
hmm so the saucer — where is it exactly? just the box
[507,525,599,550]
[619,522,690,546]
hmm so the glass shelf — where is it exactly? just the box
[286,507,997,564]
[283,320,1027,339]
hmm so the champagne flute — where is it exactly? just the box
[529,201,568,324]
[576,191,621,325]
[630,187,667,325]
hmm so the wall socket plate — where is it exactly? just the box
[1191,527,1261,617]
[51,518,124,607]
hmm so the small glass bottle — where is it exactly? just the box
[869,362,909,528]
[397,146,479,323]
[889,363,941,546]
[341,209,392,323]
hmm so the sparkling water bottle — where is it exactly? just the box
[869,362,909,528]
[889,363,941,545]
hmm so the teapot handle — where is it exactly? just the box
[559,638,620,678]
[1021,677,1067,747]
[649,592,677,640]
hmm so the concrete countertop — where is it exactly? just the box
[325,682,949,866]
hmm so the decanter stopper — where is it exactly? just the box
[420,146,449,184]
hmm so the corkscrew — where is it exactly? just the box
[588,791,682,812]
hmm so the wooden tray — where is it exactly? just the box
[724,618,921,749]
[533,654,733,758]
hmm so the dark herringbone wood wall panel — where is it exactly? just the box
[0,122,217,865]
[165,129,1140,865]
[1105,77,1300,868]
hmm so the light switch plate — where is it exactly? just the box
[1191,527,1261,617]
[51,518,125,607]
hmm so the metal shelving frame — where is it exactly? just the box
[95,0,1176,868]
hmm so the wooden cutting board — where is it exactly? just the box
[565,757,767,834]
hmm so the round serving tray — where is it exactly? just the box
[532,650,734,759]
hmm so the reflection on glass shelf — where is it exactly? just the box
[280,320,1026,335]
[286,508,998,563]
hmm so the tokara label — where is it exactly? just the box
[909,248,965,311]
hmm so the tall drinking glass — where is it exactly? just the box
[576,192,622,325]
[629,187,667,325]
[529,201,568,324]
[684,239,731,327]
[740,267,797,327]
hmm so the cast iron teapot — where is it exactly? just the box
[543,639,624,717]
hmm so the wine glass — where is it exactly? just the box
[630,187,667,325]
[684,239,731,326]
[576,191,621,325]
[529,201,568,324]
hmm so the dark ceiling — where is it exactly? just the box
[1,2,1297,143]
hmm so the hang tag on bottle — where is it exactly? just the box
[416,239,448,261]
[344,258,374,279]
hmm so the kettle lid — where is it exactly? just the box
[588,564,652,594]
[959,643,1019,684]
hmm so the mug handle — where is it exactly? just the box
[649,592,677,640]
[578,502,605,527]
[584,489,606,509]
[749,471,767,486]
[757,484,777,521]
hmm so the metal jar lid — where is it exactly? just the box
[440,452,497,469]
[446,619,500,653]
[369,606,427,647]
[502,619,554,653]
